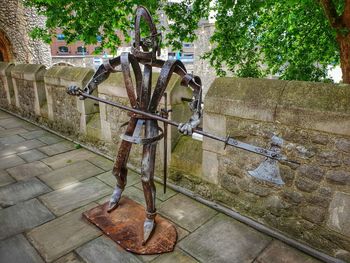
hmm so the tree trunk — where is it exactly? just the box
[337,33,350,84]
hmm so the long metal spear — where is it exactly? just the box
[78,91,297,164]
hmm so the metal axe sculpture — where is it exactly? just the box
[67,6,297,245]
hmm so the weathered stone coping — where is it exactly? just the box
[206,78,350,136]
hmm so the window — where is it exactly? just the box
[168,52,176,60]
[58,46,68,53]
[183,43,193,48]
[57,34,65,40]
[182,53,194,59]
[77,46,87,54]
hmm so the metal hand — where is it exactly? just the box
[178,113,200,136]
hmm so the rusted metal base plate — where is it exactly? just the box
[83,196,177,255]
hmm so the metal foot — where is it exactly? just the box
[142,218,155,245]
[107,186,123,212]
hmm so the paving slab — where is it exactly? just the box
[0,234,44,263]
[38,134,64,145]
[0,139,45,157]
[151,248,198,263]
[0,134,25,145]
[0,177,51,207]
[0,117,27,129]
[20,130,48,140]
[54,252,84,263]
[159,194,217,232]
[7,161,52,181]
[0,169,15,187]
[179,213,272,263]
[27,204,101,263]
[18,149,48,162]
[39,177,112,216]
[0,198,55,240]
[135,181,177,201]
[42,149,97,169]
[76,236,142,263]
[0,111,11,119]
[0,127,29,137]
[39,160,104,190]
[38,141,76,156]
[87,155,114,171]
[0,154,25,169]
[254,240,321,263]
[97,169,140,187]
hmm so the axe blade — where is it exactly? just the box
[248,158,284,185]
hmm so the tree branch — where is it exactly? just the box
[319,0,342,28]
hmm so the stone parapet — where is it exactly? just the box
[11,64,46,118]
[0,62,15,109]
[44,66,94,136]
[170,77,350,261]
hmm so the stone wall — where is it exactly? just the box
[44,66,95,137]
[0,62,349,260]
[0,0,51,66]
[169,77,350,261]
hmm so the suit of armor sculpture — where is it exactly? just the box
[68,6,202,244]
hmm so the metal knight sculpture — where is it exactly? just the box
[67,6,298,247]
[68,6,202,244]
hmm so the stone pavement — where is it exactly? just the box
[0,110,322,263]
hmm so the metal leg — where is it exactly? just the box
[108,118,137,212]
[141,119,158,244]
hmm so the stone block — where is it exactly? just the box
[134,181,177,201]
[7,161,52,181]
[0,154,25,169]
[151,248,198,263]
[27,204,101,262]
[255,240,321,263]
[39,177,112,216]
[335,138,350,153]
[326,170,350,185]
[159,194,217,232]
[0,177,51,207]
[0,198,55,240]
[54,252,84,263]
[38,134,64,145]
[0,169,14,187]
[202,113,226,154]
[96,170,140,187]
[38,141,76,156]
[0,127,28,137]
[18,149,48,162]
[301,206,326,224]
[39,160,104,189]
[0,234,44,263]
[295,177,319,193]
[21,130,48,140]
[0,134,25,145]
[202,150,219,184]
[179,213,271,262]
[297,165,325,182]
[41,149,97,169]
[0,139,45,157]
[87,155,114,171]
[76,236,142,263]
[327,192,350,237]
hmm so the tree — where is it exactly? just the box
[25,0,350,83]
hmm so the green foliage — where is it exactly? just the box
[24,0,345,82]
[204,0,340,81]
